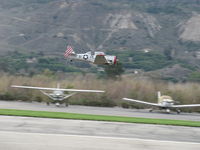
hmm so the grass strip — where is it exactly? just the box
[0,109,200,127]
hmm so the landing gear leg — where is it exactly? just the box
[149,108,153,112]
[46,102,50,106]
[65,100,69,107]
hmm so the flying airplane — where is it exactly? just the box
[64,45,118,65]
[123,91,200,113]
[11,84,104,107]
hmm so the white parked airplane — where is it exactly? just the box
[11,84,104,107]
[123,91,200,113]
[64,45,118,65]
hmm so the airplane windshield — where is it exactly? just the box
[53,90,63,95]
[95,52,105,55]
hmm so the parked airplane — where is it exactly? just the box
[64,45,118,65]
[11,84,104,107]
[123,91,200,113]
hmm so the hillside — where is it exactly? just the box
[1,0,200,81]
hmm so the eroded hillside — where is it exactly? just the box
[0,0,200,81]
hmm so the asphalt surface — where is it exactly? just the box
[0,100,200,121]
[0,116,200,150]
[1,131,200,150]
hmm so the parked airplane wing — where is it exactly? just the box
[123,98,161,107]
[171,104,200,108]
[94,55,108,64]
[11,85,105,93]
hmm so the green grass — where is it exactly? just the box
[0,109,200,127]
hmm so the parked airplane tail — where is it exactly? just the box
[64,45,76,58]
[56,83,60,89]
[157,91,162,103]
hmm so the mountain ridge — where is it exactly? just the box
[1,0,200,81]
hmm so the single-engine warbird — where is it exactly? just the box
[12,84,104,107]
[123,91,200,113]
[64,45,118,65]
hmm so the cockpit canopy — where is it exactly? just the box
[160,95,173,102]
[53,90,63,95]
[86,51,105,55]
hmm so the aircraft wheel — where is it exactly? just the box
[176,109,181,114]
[149,109,153,112]
[166,109,170,113]
[55,103,60,107]
[46,102,50,106]
[65,103,69,107]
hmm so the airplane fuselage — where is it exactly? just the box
[69,51,117,65]
[49,90,65,101]
[157,99,180,113]
[159,99,174,108]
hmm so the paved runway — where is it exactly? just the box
[0,116,200,150]
[0,100,200,121]
[1,131,200,150]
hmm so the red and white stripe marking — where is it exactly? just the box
[64,45,73,57]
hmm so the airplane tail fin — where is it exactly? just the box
[57,83,60,89]
[64,45,75,58]
[157,91,162,103]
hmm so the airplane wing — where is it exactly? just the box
[11,85,105,93]
[94,55,108,64]
[123,98,161,107]
[171,104,200,108]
